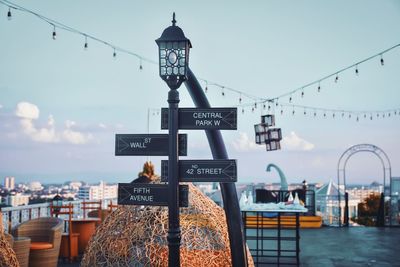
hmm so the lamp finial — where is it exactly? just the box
[172,12,176,26]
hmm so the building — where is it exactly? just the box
[6,193,30,207]
[3,176,15,190]
[77,181,118,200]
[316,180,359,225]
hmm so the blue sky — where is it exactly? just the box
[0,0,399,185]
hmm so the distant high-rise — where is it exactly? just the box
[3,176,15,190]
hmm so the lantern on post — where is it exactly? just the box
[52,193,63,217]
[156,12,192,90]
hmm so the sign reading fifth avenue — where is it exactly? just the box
[161,108,237,130]
[161,159,237,183]
[118,183,189,207]
[115,134,187,156]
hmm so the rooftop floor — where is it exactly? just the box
[57,226,400,267]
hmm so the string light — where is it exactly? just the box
[52,25,56,40]
[275,100,279,107]
[289,96,292,103]
[221,87,225,96]
[280,109,283,115]
[333,113,335,118]
[139,58,143,70]
[301,89,304,98]
[239,93,242,103]
[251,107,254,112]
[205,81,208,93]
[254,102,257,109]
[356,116,359,122]
[1,0,399,125]
[242,108,244,114]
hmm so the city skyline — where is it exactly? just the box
[1,1,399,185]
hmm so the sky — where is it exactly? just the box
[0,0,399,185]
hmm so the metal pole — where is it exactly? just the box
[167,88,180,266]
[184,68,248,267]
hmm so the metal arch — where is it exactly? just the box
[337,144,392,226]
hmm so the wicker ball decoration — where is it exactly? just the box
[0,213,20,267]
[81,183,254,266]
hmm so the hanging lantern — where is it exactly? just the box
[261,114,275,127]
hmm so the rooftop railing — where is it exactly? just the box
[1,198,117,234]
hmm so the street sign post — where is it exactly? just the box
[161,107,237,130]
[115,134,187,156]
[161,159,237,182]
[118,183,189,207]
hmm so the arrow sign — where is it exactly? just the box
[161,108,237,130]
[115,134,187,156]
[118,183,189,207]
[161,159,237,182]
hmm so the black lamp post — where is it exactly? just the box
[52,193,63,217]
[156,13,191,267]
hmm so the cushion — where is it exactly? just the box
[30,242,53,250]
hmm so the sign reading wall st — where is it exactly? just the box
[161,108,237,130]
[161,159,237,182]
[115,134,187,156]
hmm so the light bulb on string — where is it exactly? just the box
[377,113,379,118]
[7,7,11,20]
[335,73,339,83]
[383,113,385,118]
[221,87,225,96]
[388,113,391,117]
[239,93,242,103]
[280,109,283,115]
[380,54,384,66]
[356,116,359,122]
[370,115,373,120]
[254,102,257,109]
[355,65,359,76]
[317,82,321,92]
[289,96,292,103]
[349,114,351,119]
[139,58,143,70]
[113,48,117,58]
[267,105,271,111]
[314,111,316,117]
[323,112,326,118]
[242,108,244,114]
[304,108,306,115]
[301,89,304,98]
[275,100,279,107]
[205,81,208,93]
[251,107,254,113]
[342,112,344,118]
[84,35,88,50]
[292,108,295,115]
[364,114,366,119]
[333,113,335,118]
[52,25,57,40]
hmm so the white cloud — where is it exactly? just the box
[0,104,3,109]
[231,132,263,152]
[282,131,315,151]
[15,102,40,119]
[15,102,92,145]
[98,123,107,129]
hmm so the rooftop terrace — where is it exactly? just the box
[55,226,400,267]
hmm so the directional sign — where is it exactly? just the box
[118,183,189,207]
[161,108,237,130]
[161,159,237,182]
[115,134,187,156]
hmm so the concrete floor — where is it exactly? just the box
[58,227,400,267]
[300,227,400,267]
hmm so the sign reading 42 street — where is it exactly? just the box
[161,159,237,183]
